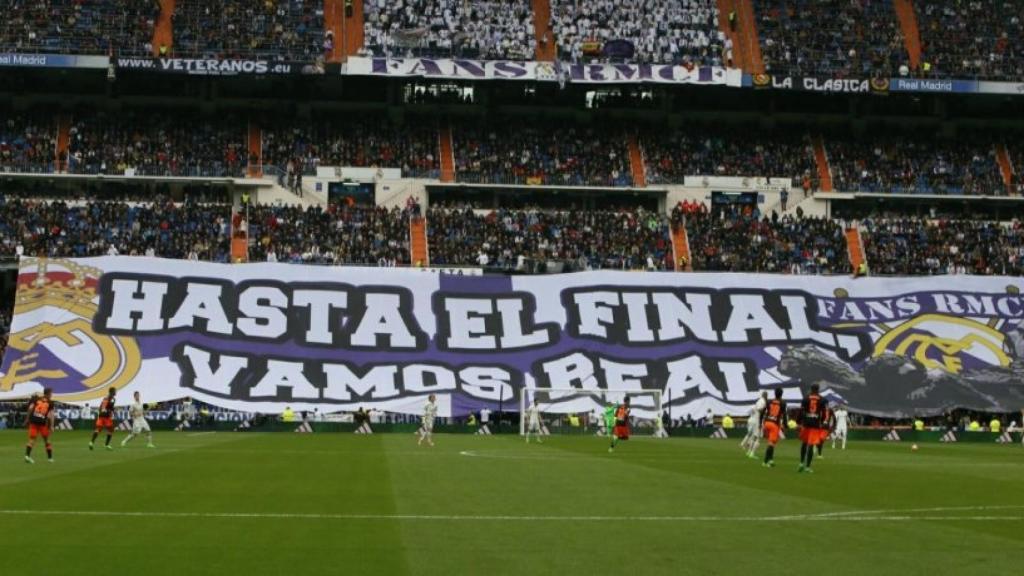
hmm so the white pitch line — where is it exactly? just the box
[0,508,1020,523]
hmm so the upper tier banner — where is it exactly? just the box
[345,57,743,86]
[2,258,1023,418]
[0,53,108,69]
[745,73,1024,96]
[114,56,325,76]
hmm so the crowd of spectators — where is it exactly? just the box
[0,196,232,261]
[678,202,850,274]
[427,206,671,270]
[550,0,726,65]
[861,216,1024,276]
[641,126,817,186]
[827,132,1005,196]
[0,0,159,56]
[1013,144,1024,196]
[261,117,439,178]
[454,122,633,187]
[916,1,1024,81]
[363,0,536,60]
[1,113,56,174]
[244,203,411,265]
[173,0,326,61]
[67,111,247,178]
[757,0,907,78]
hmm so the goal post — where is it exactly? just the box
[519,388,665,437]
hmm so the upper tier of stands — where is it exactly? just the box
[0,0,158,56]
[915,0,1024,81]
[0,0,1021,79]
[362,0,536,61]
[756,0,907,79]
[550,0,726,65]
[173,0,326,61]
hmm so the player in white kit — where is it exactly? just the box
[525,400,543,444]
[418,394,438,447]
[831,405,849,450]
[740,392,767,458]
[121,391,155,448]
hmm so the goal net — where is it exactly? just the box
[519,388,665,437]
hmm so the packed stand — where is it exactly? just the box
[0,113,56,174]
[0,197,232,261]
[363,0,535,60]
[861,217,1024,276]
[677,201,850,274]
[756,0,906,78]
[454,122,633,187]
[0,0,159,56]
[261,118,439,179]
[67,111,247,178]
[173,0,326,61]
[551,0,725,65]
[827,133,1004,195]
[244,204,411,266]
[915,1,1024,81]
[427,206,672,270]
[641,126,817,186]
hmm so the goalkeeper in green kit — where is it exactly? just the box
[603,403,616,438]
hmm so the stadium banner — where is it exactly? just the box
[747,73,890,94]
[2,257,1024,419]
[888,78,978,94]
[345,57,741,86]
[114,56,324,76]
[976,81,1024,96]
[0,53,108,69]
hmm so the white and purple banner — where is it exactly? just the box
[2,257,1023,418]
[345,57,742,86]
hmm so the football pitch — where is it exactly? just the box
[2,431,1022,575]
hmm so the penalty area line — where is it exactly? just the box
[0,509,1020,523]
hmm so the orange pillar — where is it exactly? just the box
[737,0,764,74]
[531,0,556,61]
[995,144,1013,194]
[671,226,692,271]
[247,121,262,178]
[152,0,175,56]
[409,217,429,267]
[627,134,646,188]
[845,228,866,274]
[813,135,834,192]
[55,115,71,173]
[439,125,455,183]
[893,0,921,71]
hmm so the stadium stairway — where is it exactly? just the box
[845,227,866,274]
[324,0,364,62]
[736,0,765,74]
[627,133,646,187]
[813,135,834,192]
[439,125,455,183]
[716,0,744,70]
[55,115,71,173]
[995,144,1014,194]
[531,0,556,61]
[893,0,922,71]
[247,121,262,178]
[152,0,175,56]
[409,216,429,267]
[671,226,692,271]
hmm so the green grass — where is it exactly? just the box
[1,430,1023,575]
